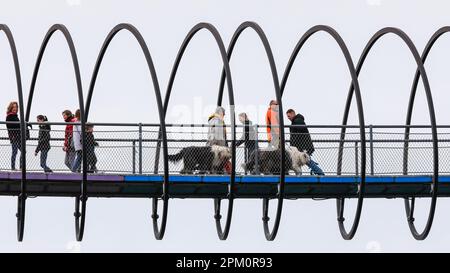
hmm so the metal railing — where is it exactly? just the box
[0,121,447,176]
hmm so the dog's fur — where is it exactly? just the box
[286,146,310,175]
[242,146,310,175]
[168,145,231,174]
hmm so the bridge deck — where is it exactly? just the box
[0,172,448,199]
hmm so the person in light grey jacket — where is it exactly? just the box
[71,109,83,172]
[206,106,227,147]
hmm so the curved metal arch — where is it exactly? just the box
[280,25,367,240]
[0,24,27,242]
[24,24,87,241]
[405,26,450,128]
[216,21,286,241]
[340,27,439,240]
[403,27,450,240]
[162,23,237,240]
[84,23,169,240]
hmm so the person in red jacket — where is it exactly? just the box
[62,110,76,170]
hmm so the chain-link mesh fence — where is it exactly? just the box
[0,121,446,176]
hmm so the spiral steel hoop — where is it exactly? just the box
[402,27,449,240]
[279,25,366,240]
[216,21,285,241]
[1,24,29,242]
[339,28,439,240]
[163,23,237,240]
[25,24,87,241]
[0,21,446,241]
[84,23,169,240]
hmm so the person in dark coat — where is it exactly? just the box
[236,113,258,166]
[6,101,22,170]
[35,115,52,173]
[286,109,324,175]
[287,110,315,155]
[85,123,98,173]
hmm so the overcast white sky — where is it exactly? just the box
[2,0,450,252]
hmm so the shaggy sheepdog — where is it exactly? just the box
[286,146,310,175]
[242,146,310,175]
[168,145,232,174]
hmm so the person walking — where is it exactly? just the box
[35,115,52,172]
[207,106,228,147]
[71,109,83,172]
[206,106,231,173]
[62,110,76,170]
[265,100,280,149]
[286,109,324,175]
[236,113,257,165]
[85,123,98,173]
[6,101,22,170]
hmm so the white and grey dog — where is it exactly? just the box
[285,146,310,175]
[241,146,310,175]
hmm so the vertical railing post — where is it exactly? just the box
[153,128,162,175]
[138,123,143,175]
[355,140,359,176]
[132,140,136,174]
[244,127,248,175]
[255,124,260,175]
[402,125,409,175]
[369,124,374,175]
[298,129,302,176]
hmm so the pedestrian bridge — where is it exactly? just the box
[0,122,446,243]
[2,21,450,243]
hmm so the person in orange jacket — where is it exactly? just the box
[265,100,280,148]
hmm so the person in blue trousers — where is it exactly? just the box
[286,109,324,175]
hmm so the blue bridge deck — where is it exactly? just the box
[0,172,449,199]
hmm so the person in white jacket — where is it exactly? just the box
[206,106,227,147]
[71,109,83,172]
[206,106,232,174]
